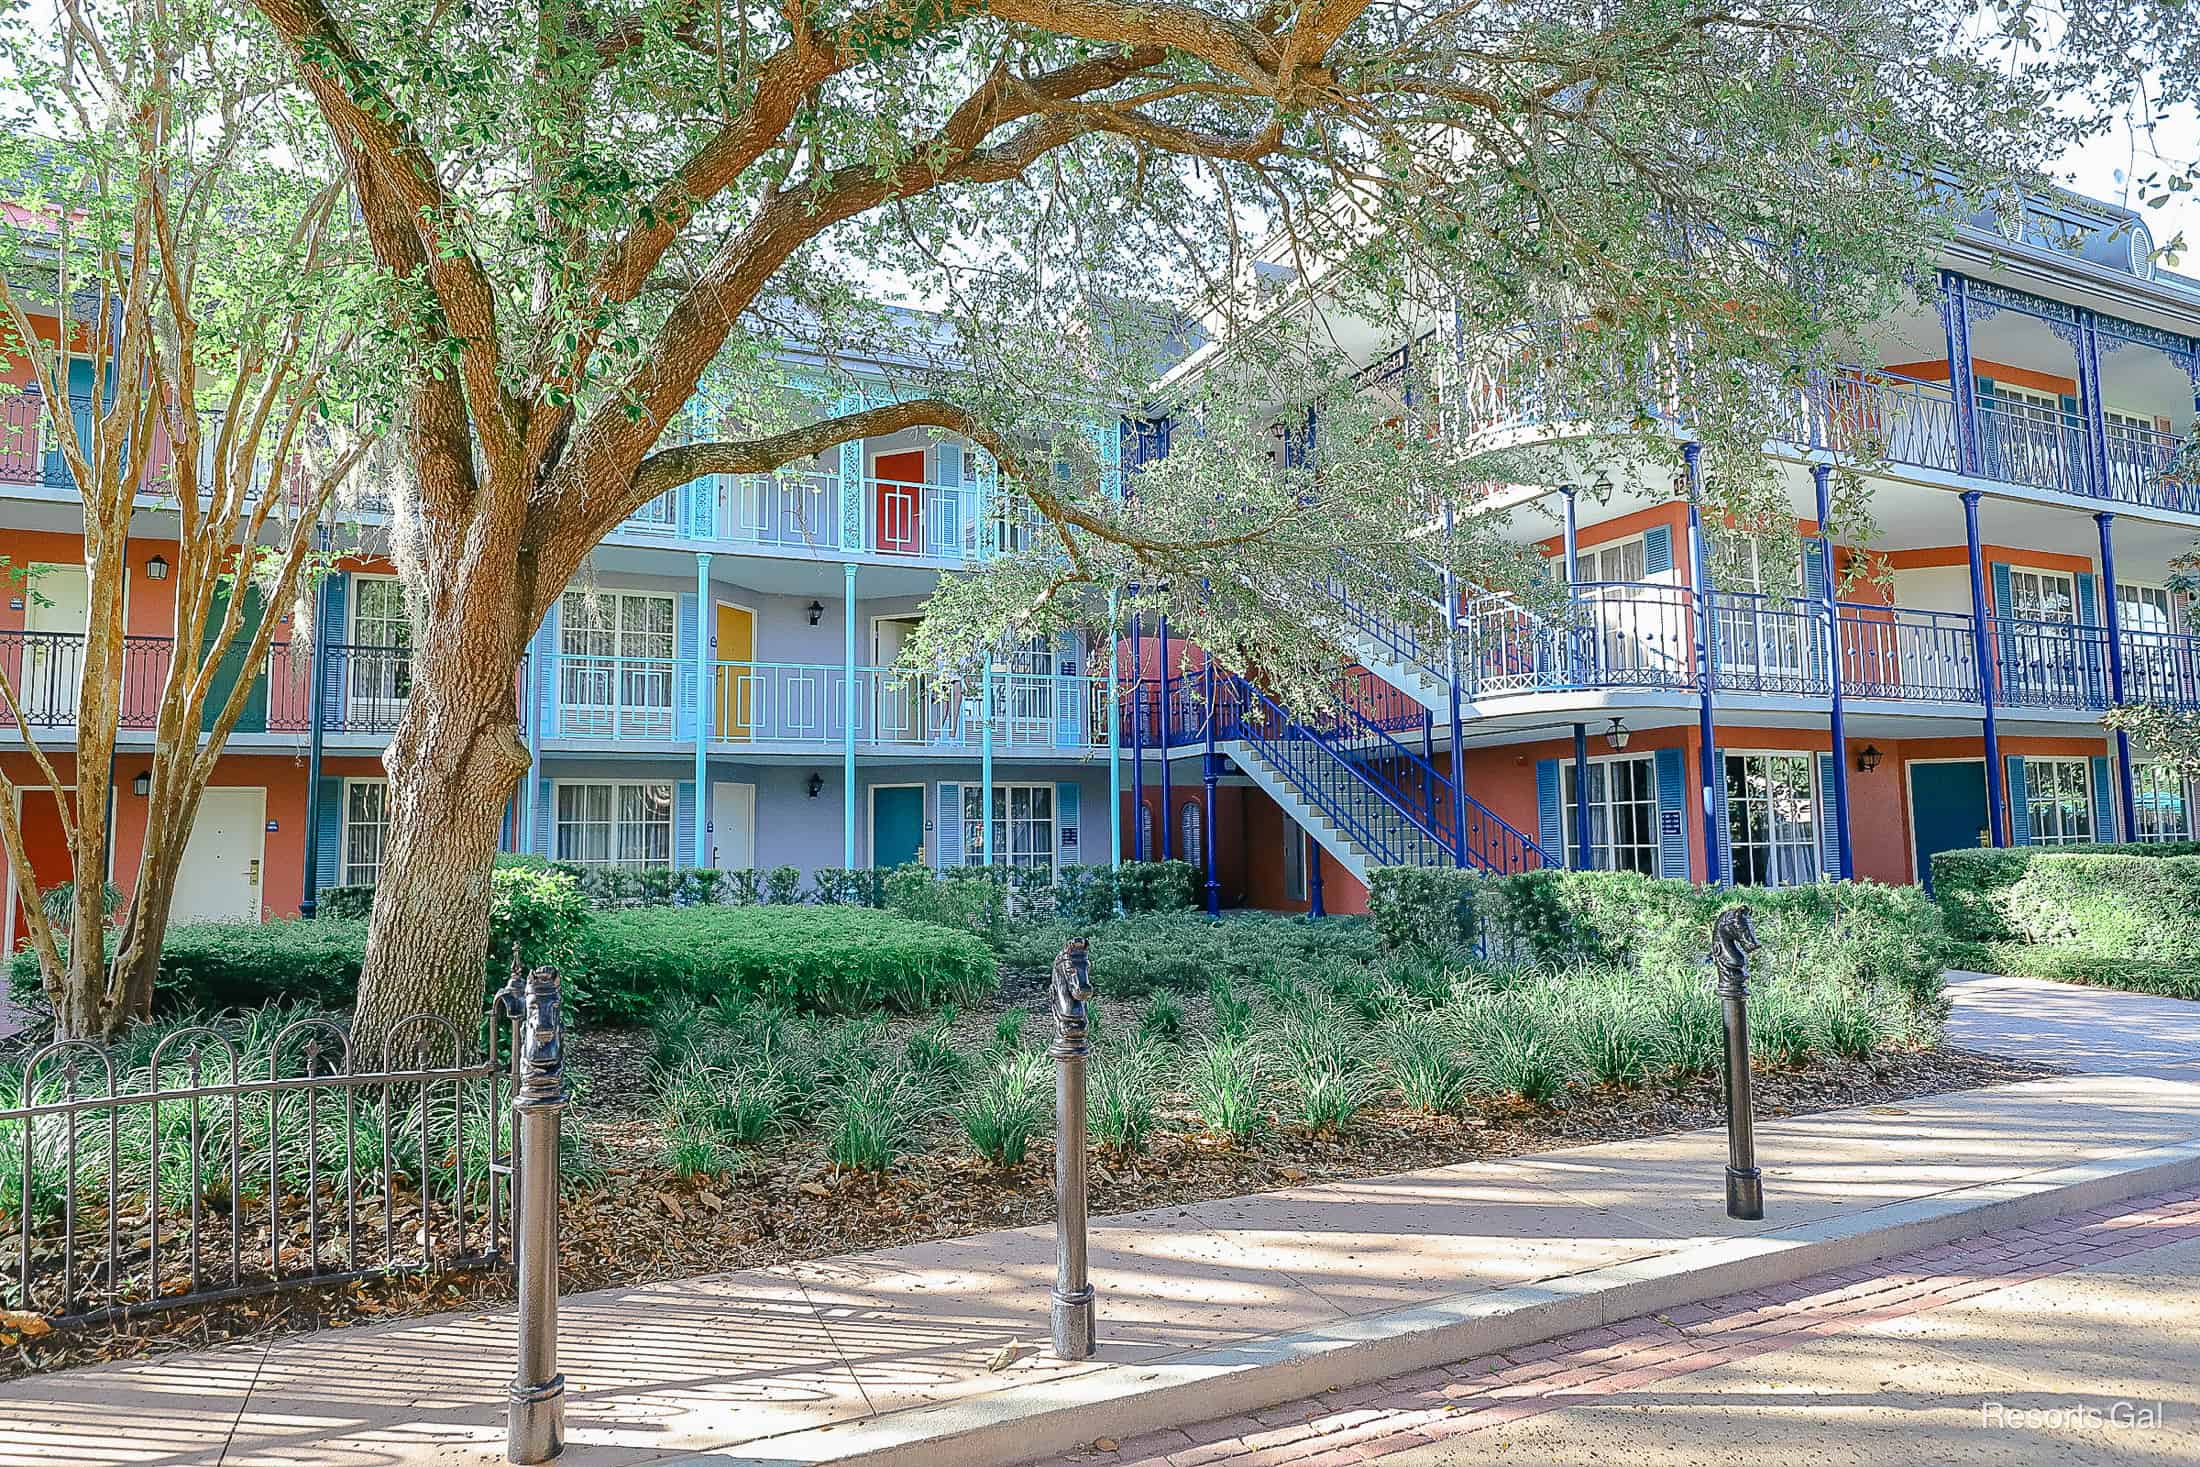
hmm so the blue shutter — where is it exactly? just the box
[2090,755,2114,843]
[317,572,349,729]
[676,592,700,738]
[1535,758,1562,867]
[1654,746,1688,880]
[1976,377,1999,478]
[2060,394,2085,492]
[1990,561,2014,694]
[2005,756,2030,846]
[1054,632,1084,746]
[314,776,344,893]
[935,782,964,868]
[1801,541,1827,600]
[534,777,555,858]
[1816,753,1841,880]
[533,598,561,737]
[937,443,964,557]
[675,780,698,867]
[2074,570,2104,707]
[1643,525,1673,577]
[1056,782,1081,865]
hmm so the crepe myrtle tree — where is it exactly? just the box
[238,0,2187,1040]
[0,3,391,1038]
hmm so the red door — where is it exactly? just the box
[874,450,925,555]
[9,789,75,953]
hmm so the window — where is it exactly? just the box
[1001,634,1058,739]
[1283,823,1306,901]
[2118,582,2176,636]
[1180,801,1204,869]
[349,578,413,711]
[2023,758,2093,846]
[555,782,674,868]
[1725,752,1819,887]
[341,779,389,887]
[962,784,1055,871]
[2007,569,2076,624]
[1137,802,1156,859]
[559,591,675,734]
[1557,755,1659,874]
[1572,538,1646,586]
[2132,763,2193,842]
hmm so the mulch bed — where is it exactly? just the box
[3,1036,2052,1381]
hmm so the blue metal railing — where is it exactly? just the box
[1835,604,1980,702]
[1308,562,1452,689]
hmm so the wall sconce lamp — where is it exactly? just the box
[1604,718,1630,752]
[1856,744,1883,774]
[1592,470,1614,496]
[145,555,168,581]
[806,600,825,626]
[132,770,151,796]
[805,772,824,799]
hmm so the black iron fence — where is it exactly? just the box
[1,999,523,1326]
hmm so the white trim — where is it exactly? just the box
[1903,756,1989,884]
[867,780,926,870]
[550,777,677,869]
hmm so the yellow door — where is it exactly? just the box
[715,603,755,738]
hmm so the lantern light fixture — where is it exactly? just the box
[1856,744,1883,774]
[807,600,825,626]
[145,555,168,580]
[1604,717,1630,752]
[132,770,151,796]
[805,772,824,799]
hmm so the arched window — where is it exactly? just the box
[1137,802,1155,860]
[1180,801,1204,868]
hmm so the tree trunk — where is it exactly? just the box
[352,611,533,1058]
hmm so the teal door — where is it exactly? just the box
[873,785,925,869]
[1909,760,1988,892]
[202,580,269,734]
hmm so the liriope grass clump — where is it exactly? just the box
[1189,1036,1266,1141]
[959,1050,1050,1167]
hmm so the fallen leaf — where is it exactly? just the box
[0,1310,52,1339]
[1275,1165,1307,1183]
[1093,1438,1119,1452]
[987,1341,1037,1372]
[657,1192,686,1220]
[698,1191,725,1212]
[1867,1106,1910,1115]
[799,1181,832,1199]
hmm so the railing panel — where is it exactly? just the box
[711,661,1108,749]
[1836,604,1980,702]
[717,470,837,550]
[1707,592,1827,697]
[2122,628,2200,710]
[1988,615,2109,710]
[558,654,679,739]
[1976,397,2092,498]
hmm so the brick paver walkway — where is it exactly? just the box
[1071,1184,2200,1467]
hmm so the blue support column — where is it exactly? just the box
[1560,484,1579,576]
[1443,503,1469,867]
[2079,313,2113,497]
[300,588,330,917]
[1940,271,1980,476]
[1203,657,1220,915]
[1305,833,1325,918]
[2096,512,2139,839]
[695,552,714,868]
[1812,466,1853,880]
[1963,490,2008,846]
[1158,614,1173,860]
[843,562,858,867]
[980,659,996,865]
[523,605,544,854]
[1684,442,1722,885]
[1560,484,1581,683]
[1107,591,1123,871]
[1570,722,1590,871]
[1130,612,1146,859]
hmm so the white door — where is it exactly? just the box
[171,787,267,923]
[22,563,90,723]
[871,617,925,742]
[709,782,756,870]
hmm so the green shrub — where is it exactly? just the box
[1962,940,2200,999]
[137,919,369,1011]
[316,885,376,921]
[882,864,1008,947]
[812,868,884,907]
[1055,865,1120,925]
[1568,982,1660,1089]
[1365,868,1479,956]
[2001,854,2200,965]
[993,1008,1028,1053]
[568,904,997,1024]
[1001,912,1380,997]
[1748,982,1823,1067]
[959,1050,1049,1166]
[1088,1043,1162,1154]
[830,1070,918,1172]
[490,863,589,977]
[1647,976,1723,1079]
[1137,991,1184,1043]
[1208,974,1252,1037]
[1459,991,1579,1104]
[1930,842,2200,943]
[1189,1036,1265,1140]
[1116,860,1200,914]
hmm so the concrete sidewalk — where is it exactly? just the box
[4,1066,2200,1467]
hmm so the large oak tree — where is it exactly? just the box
[233,0,2190,1039]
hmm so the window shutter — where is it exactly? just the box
[314,777,345,892]
[2074,571,2099,626]
[2090,755,2114,842]
[1643,525,1674,577]
[1535,758,1562,868]
[534,777,555,858]
[1056,782,1081,866]
[2005,756,2030,846]
[2074,570,2105,706]
[675,780,699,867]
[935,783,964,868]
[317,572,349,729]
[1989,561,2014,693]
[676,592,700,739]
[937,443,965,556]
[1654,746,1688,879]
[1816,753,1841,880]
[1801,541,1828,600]
[533,599,561,738]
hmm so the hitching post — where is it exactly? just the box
[1050,937,1096,1359]
[1712,907,1764,1221]
[507,964,568,1463]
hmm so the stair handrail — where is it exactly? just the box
[1309,555,1453,687]
[1328,692,1549,871]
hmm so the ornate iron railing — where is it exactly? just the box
[1,1001,521,1327]
[1835,604,1981,702]
[708,660,1109,749]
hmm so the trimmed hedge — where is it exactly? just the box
[1001,911,1382,997]
[1929,842,2200,942]
[567,905,997,1024]
[1366,867,1949,1029]
[1950,939,2200,1000]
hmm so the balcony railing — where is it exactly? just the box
[707,660,1109,750]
